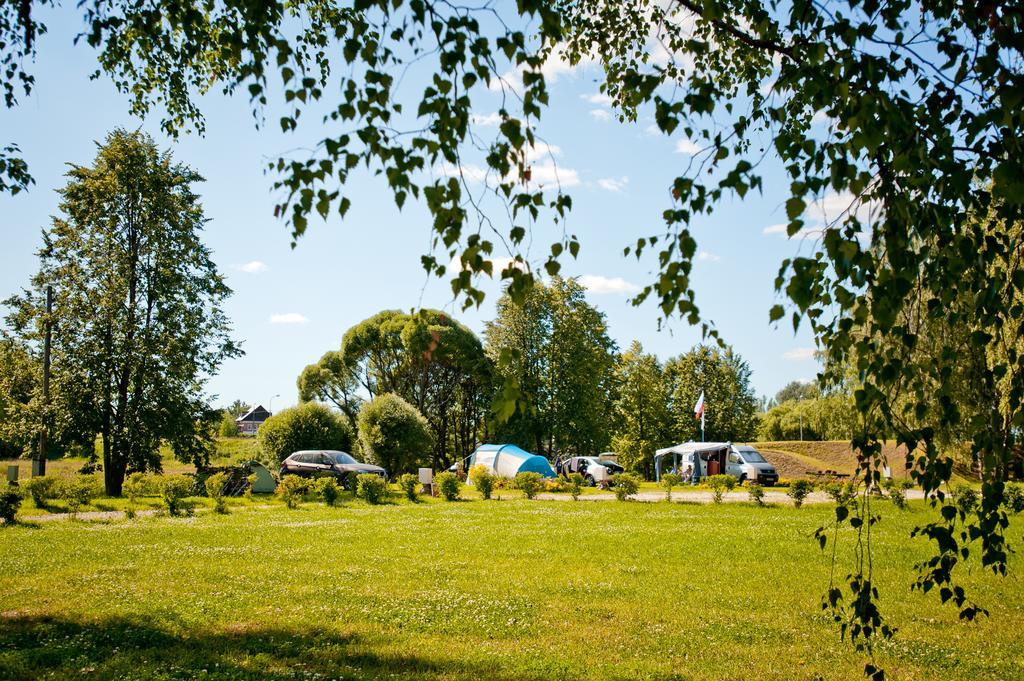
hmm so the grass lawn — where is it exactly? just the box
[1,497,1022,680]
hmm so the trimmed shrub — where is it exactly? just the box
[435,471,461,501]
[60,477,100,517]
[161,475,196,516]
[883,478,913,510]
[568,473,585,501]
[22,476,57,508]
[205,472,230,514]
[397,473,419,502]
[660,473,682,501]
[257,402,353,468]
[821,480,857,505]
[952,485,978,515]
[1005,483,1024,514]
[1,486,22,524]
[468,464,495,500]
[611,473,640,501]
[313,477,341,506]
[276,475,309,509]
[545,477,571,493]
[706,474,736,503]
[514,472,544,500]
[748,482,765,506]
[123,472,149,519]
[357,474,388,505]
[357,394,434,476]
[787,479,815,508]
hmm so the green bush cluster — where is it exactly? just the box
[397,473,419,501]
[22,476,58,507]
[434,472,461,501]
[205,472,230,514]
[276,475,309,509]
[161,475,196,516]
[821,480,857,505]
[357,393,433,476]
[706,474,736,503]
[468,464,496,500]
[257,402,353,468]
[514,472,544,500]
[611,473,640,501]
[660,473,682,502]
[747,482,765,506]
[61,477,101,517]
[313,477,341,506]
[787,479,815,508]
[882,478,913,510]
[357,474,388,505]
[568,473,585,501]
[123,472,150,519]
[952,485,978,515]
[1005,483,1024,514]
[0,486,21,524]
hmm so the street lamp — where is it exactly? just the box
[269,393,280,414]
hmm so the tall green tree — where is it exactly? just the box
[665,346,758,444]
[303,309,490,468]
[297,350,363,432]
[611,341,671,478]
[0,337,37,458]
[486,277,617,458]
[6,130,240,495]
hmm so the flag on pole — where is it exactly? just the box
[693,391,705,420]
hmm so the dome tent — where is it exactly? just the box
[469,444,556,479]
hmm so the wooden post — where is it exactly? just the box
[35,285,52,477]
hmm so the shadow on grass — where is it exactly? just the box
[0,614,505,680]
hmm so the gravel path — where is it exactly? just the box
[17,490,926,521]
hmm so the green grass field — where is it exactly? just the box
[2,496,1021,680]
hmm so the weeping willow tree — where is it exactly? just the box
[3,1,1024,674]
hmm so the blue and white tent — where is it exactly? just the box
[469,444,556,479]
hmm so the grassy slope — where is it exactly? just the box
[1,437,261,481]
[1,499,1021,680]
[753,441,918,480]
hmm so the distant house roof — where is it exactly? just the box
[236,405,272,423]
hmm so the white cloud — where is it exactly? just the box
[436,163,489,184]
[582,92,613,106]
[590,108,612,121]
[697,250,721,262]
[233,260,267,273]
[597,176,629,193]
[644,123,662,137]
[525,143,562,162]
[579,275,641,295]
[782,347,817,361]
[762,223,787,235]
[470,112,501,127]
[489,42,594,92]
[806,190,878,227]
[675,138,702,155]
[526,162,581,188]
[270,313,309,325]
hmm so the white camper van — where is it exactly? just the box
[654,442,778,486]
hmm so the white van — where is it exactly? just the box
[654,442,778,486]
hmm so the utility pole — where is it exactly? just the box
[34,285,53,477]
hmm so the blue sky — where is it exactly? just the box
[1,9,824,412]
